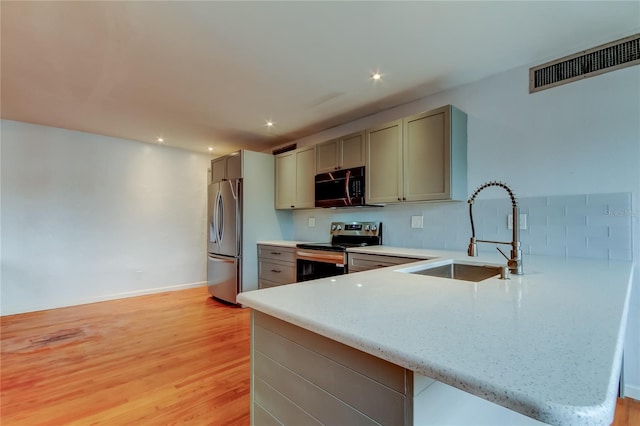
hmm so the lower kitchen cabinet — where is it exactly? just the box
[252,311,413,425]
[251,311,546,426]
[258,244,296,288]
[348,252,423,273]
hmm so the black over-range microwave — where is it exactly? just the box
[315,166,366,208]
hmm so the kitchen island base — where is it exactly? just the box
[250,311,546,425]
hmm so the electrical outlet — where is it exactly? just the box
[308,217,316,227]
[411,215,424,229]
[508,214,527,230]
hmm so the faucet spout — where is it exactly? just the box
[467,181,523,275]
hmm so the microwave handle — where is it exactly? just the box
[344,169,351,205]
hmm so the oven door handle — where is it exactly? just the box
[297,250,345,265]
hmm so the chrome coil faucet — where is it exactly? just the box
[468,181,523,275]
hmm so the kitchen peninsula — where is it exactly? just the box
[237,247,633,426]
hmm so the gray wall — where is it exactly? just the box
[1,120,213,314]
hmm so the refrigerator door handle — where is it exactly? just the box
[213,191,220,243]
[228,179,239,200]
[217,190,224,243]
[209,189,217,244]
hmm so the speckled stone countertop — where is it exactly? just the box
[237,246,634,425]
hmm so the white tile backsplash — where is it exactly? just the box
[292,192,632,261]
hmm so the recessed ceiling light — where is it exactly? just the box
[156,137,164,143]
[208,147,214,152]
[266,121,274,127]
[371,72,382,81]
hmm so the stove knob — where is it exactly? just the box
[337,225,342,231]
[365,225,370,231]
[331,224,337,231]
[371,225,377,231]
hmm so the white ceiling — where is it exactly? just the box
[2,1,638,155]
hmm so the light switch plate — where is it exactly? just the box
[508,214,527,230]
[308,217,316,227]
[411,215,424,229]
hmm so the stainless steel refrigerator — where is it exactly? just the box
[206,150,293,305]
[207,178,242,304]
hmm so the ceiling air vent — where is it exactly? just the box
[529,33,640,93]
[272,143,297,155]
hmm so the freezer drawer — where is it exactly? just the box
[207,254,240,304]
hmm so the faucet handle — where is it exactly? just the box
[496,247,510,261]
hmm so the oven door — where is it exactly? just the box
[315,166,365,208]
[296,249,346,282]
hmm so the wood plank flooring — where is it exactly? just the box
[1,288,250,425]
[1,287,638,425]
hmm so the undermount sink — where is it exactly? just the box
[408,262,501,282]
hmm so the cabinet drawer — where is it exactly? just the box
[259,259,296,284]
[259,279,290,290]
[348,253,421,272]
[258,245,296,263]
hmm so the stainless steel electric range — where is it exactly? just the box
[296,221,382,282]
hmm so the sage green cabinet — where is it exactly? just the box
[211,151,242,183]
[316,131,365,173]
[258,244,296,289]
[275,146,316,209]
[252,311,413,426]
[275,151,296,209]
[365,105,467,204]
[365,120,403,203]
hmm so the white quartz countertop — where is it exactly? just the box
[238,246,634,425]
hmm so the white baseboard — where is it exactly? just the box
[624,384,640,400]
[92,281,207,303]
[1,281,207,316]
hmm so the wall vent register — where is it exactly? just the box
[529,33,639,93]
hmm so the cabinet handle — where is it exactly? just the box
[270,251,281,255]
[376,264,386,267]
[397,197,401,201]
[271,269,281,273]
[403,197,406,201]
[291,205,295,208]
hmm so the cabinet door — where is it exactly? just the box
[275,152,296,209]
[365,120,403,204]
[226,152,242,180]
[295,146,316,209]
[316,139,339,173]
[340,131,365,169]
[211,157,227,183]
[403,108,450,201]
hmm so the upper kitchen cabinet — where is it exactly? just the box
[365,105,467,204]
[365,120,403,203]
[316,131,366,173]
[275,146,316,209]
[211,151,242,183]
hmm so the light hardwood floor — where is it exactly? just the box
[1,288,251,425]
[1,287,638,425]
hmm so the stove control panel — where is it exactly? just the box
[329,221,382,237]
